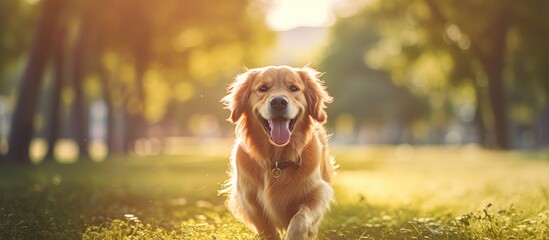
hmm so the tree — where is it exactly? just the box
[44,27,67,162]
[318,12,429,144]
[69,16,92,160]
[0,1,39,92]
[6,0,65,164]
[5,0,274,163]
[362,0,549,149]
[83,0,274,153]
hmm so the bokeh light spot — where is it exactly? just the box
[444,131,462,148]
[54,139,79,164]
[29,138,47,164]
[395,144,415,161]
[89,140,108,162]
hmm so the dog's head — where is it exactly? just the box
[222,66,333,146]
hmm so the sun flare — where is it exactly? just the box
[266,0,336,31]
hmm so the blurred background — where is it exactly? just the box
[0,0,548,164]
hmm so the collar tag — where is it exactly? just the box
[271,162,282,178]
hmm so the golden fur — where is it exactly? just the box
[221,66,335,239]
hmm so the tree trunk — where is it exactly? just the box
[133,52,148,144]
[98,65,116,156]
[44,27,67,162]
[423,0,511,150]
[123,110,136,153]
[6,0,65,164]
[124,32,150,153]
[70,19,91,160]
[482,17,510,150]
[473,93,487,147]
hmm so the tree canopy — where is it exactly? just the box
[320,0,549,148]
[1,0,274,163]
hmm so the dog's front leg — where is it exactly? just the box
[237,191,280,240]
[285,182,333,240]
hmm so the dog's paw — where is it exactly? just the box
[286,226,308,240]
[286,211,316,240]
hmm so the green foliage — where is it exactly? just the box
[72,0,274,123]
[0,0,39,68]
[0,0,39,93]
[318,12,429,131]
[318,0,549,148]
[1,147,549,239]
[0,0,275,133]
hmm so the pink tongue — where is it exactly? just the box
[269,117,291,145]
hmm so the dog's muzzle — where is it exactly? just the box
[260,96,297,146]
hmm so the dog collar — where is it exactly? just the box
[271,156,301,179]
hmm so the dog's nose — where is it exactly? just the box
[270,96,288,111]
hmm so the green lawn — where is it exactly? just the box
[1,145,548,239]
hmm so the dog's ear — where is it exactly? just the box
[298,67,333,124]
[221,69,258,123]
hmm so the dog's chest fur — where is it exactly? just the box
[235,134,323,227]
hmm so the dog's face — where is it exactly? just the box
[250,67,306,146]
[223,66,332,146]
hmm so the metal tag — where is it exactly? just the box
[271,162,282,178]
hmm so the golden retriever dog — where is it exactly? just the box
[221,66,335,239]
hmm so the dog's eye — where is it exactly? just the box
[259,85,268,92]
[290,85,299,92]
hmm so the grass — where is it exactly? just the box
[1,144,548,239]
